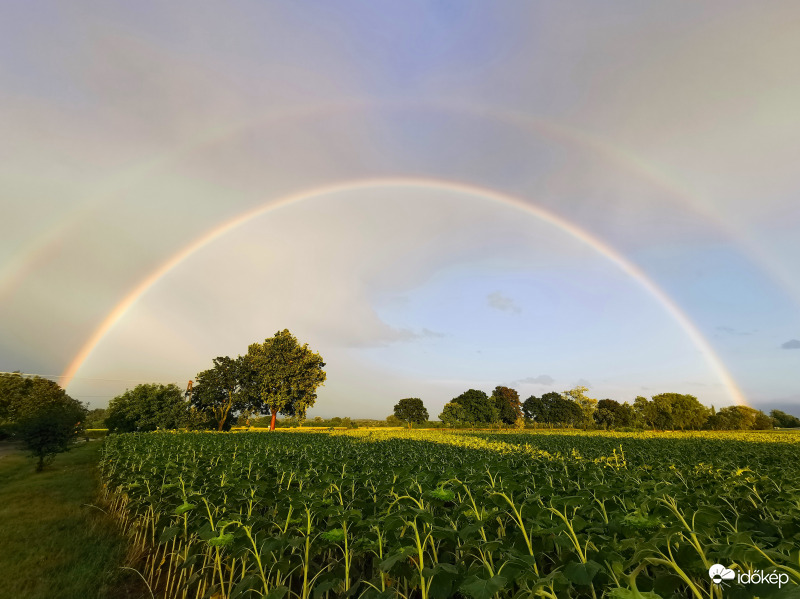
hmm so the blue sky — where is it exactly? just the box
[1,1,798,417]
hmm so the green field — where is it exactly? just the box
[0,441,149,599]
[99,430,800,599]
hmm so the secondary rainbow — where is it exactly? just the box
[61,177,748,407]
[6,100,797,309]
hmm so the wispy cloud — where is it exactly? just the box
[487,292,521,314]
[781,339,800,349]
[716,326,754,336]
[575,378,593,388]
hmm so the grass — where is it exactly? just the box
[0,440,150,599]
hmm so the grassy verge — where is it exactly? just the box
[0,441,149,599]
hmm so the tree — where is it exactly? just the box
[594,399,634,429]
[655,393,709,431]
[706,406,773,430]
[539,392,565,427]
[17,401,86,472]
[439,402,467,427]
[522,395,544,425]
[386,414,403,427]
[105,384,189,433]
[246,329,326,431]
[634,395,674,430]
[771,409,800,428]
[563,386,597,429]
[0,373,77,424]
[192,356,253,431]
[393,398,428,429]
[449,389,499,427]
[490,386,522,425]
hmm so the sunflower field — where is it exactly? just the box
[99,429,800,599]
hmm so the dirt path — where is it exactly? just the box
[0,442,23,459]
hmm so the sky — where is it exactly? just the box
[1,1,799,418]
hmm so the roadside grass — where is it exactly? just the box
[0,441,150,599]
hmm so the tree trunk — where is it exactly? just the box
[270,409,277,431]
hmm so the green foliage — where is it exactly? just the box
[85,408,107,429]
[771,409,800,428]
[706,405,773,431]
[393,397,429,428]
[562,386,597,428]
[192,355,253,431]
[0,374,86,468]
[651,393,708,430]
[246,329,326,430]
[0,373,78,424]
[527,391,583,427]
[521,394,544,423]
[105,383,189,433]
[99,429,800,599]
[490,386,522,425]
[446,389,499,426]
[439,401,468,427]
[594,399,635,429]
[386,414,403,427]
[0,443,151,598]
[16,400,87,471]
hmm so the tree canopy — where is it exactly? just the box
[0,373,86,469]
[17,401,87,471]
[442,389,498,427]
[491,386,522,425]
[771,409,800,428]
[246,329,326,430]
[192,356,253,431]
[105,384,189,433]
[393,397,428,428]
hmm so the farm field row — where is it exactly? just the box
[100,429,800,599]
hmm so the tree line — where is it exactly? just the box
[433,385,796,431]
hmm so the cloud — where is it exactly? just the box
[716,326,754,336]
[781,339,800,349]
[514,375,555,385]
[487,292,521,314]
[576,378,593,388]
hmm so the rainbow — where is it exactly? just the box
[61,177,748,406]
[5,100,799,308]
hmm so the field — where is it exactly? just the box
[99,430,800,599]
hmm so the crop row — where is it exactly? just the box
[99,430,800,599]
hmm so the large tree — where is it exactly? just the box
[393,397,428,429]
[246,329,326,431]
[105,384,189,433]
[594,399,635,429]
[439,401,467,427]
[522,395,544,425]
[1,373,78,425]
[490,386,522,425]
[447,389,499,427]
[655,393,709,430]
[563,386,597,429]
[192,356,253,431]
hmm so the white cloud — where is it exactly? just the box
[487,292,521,314]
